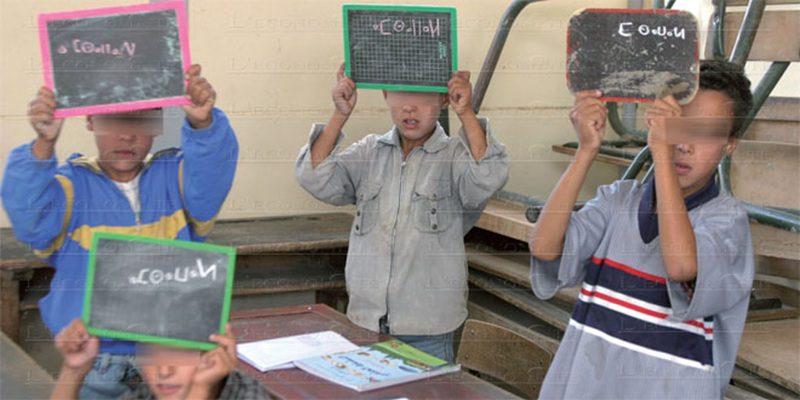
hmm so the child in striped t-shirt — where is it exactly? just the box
[529,60,755,399]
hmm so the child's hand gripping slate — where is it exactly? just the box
[54,319,100,376]
[447,71,474,117]
[570,90,607,154]
[183,64,217,130]
[189,323,238,397]
[332,63,358,117]
[28,86,65,143]
[645,94,682,158]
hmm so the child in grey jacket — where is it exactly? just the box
[296,64,509,362]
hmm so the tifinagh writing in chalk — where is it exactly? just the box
[373,17,441,38]
[128,258,218,285]
[617,22,686,39]
[57,39,137,57]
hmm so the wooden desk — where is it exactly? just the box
[231,304,520,399]
[0,332,54,399]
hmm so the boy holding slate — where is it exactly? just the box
[1,64,238,398]
[529,60,755,398]
[51,319,267,399]
[295,64,509,362]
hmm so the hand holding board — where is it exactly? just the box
[38,2,191,117]
[84,233,236,350]
[567,9,699,103]
[343,4,457,93]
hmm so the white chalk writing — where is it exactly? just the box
[618,22,686,39]
[128,258,218,286]
[56,40,137,57]
[372,17,441,38]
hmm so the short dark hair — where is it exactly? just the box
[698,60,753,138]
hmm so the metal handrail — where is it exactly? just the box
[561,141,641,161]
[711,0,728,59]
[607,103,648,142]
[728,0,767,66]
[740,61,790,139]
[718,155,800,232]
[472,0,544,114]
[621,146,651,180]
[714,0,798,232]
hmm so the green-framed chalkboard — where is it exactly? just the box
[83,232,236,351]
[343,4,457,93]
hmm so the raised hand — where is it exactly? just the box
[188,324,238,398]
[28,87,65,143]
[332,63,357,117]
[645,94,682,157]
[183,64,217,129]
[54,319,99,375]
[570,90,607,154]
[447,71,474,117]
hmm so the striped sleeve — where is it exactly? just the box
[530,180,633,299]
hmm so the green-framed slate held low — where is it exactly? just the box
[83,232,236,351]
[343,4,458,93]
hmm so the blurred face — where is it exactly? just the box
[383,91,446,145]
[670,90,737,196]
[138,344,202,400]
[87,109,162,182]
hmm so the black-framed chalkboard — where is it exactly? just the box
[38,2,191,117]
[567,8,699,103]
[343,4,457,93]
[83,233,236,351]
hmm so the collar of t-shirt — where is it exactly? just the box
[113,174,141,217]
[637,175,720,244]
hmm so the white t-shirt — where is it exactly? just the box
[113,174,141,217]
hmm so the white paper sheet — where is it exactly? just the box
[237,330,359,372]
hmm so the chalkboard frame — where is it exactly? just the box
[82,232,236,351]
[343,4,458,93]
[38,2,192,118]
[566,8,699,104]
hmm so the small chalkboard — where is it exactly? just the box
[343,4,457,92]
[83,233,236,351]
[38,2,191,118]
[567,9,699,103]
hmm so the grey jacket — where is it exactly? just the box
[296,119,509,335]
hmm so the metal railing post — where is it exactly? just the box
[472,0,544,114]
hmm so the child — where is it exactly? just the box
[295,64,509,362]
[529,59,755,399]
[1,64,238,398]
[51,319,267,399]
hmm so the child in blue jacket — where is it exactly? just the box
[1,64,238,399]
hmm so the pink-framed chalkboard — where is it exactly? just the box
[38,1,191,117]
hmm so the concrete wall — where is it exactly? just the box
[15,0,783,228]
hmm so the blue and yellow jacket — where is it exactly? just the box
[1,108,238,354]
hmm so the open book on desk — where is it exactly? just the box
[237,330,359,372]
[293,339,461,392]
